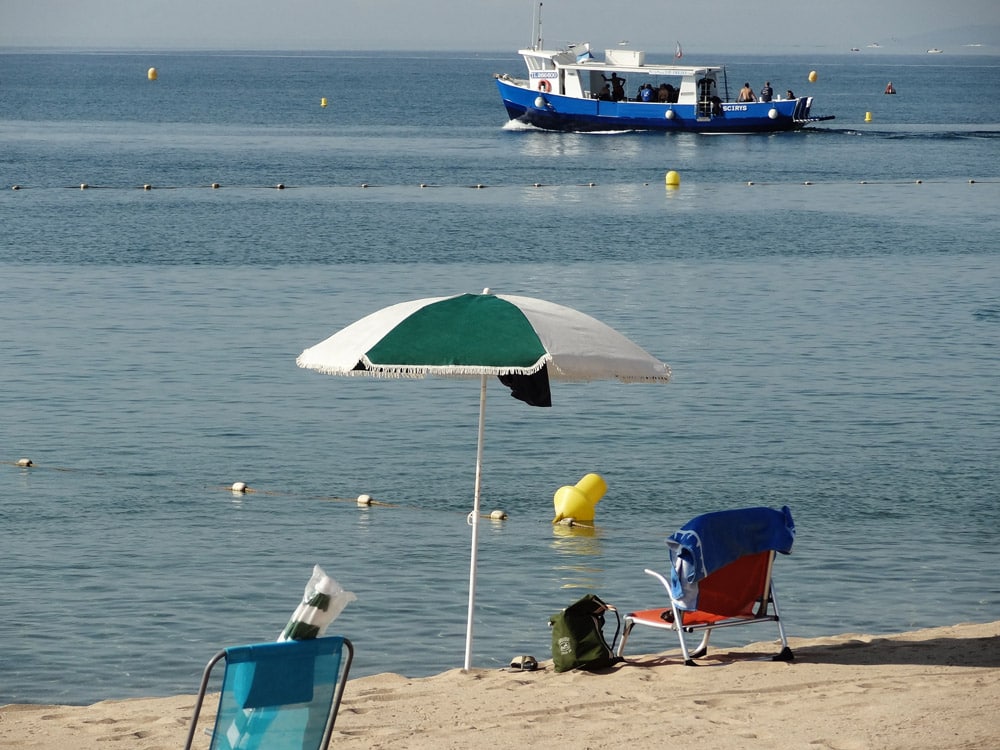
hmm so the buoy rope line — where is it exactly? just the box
[5,178,993,192]
[3,459,674,539]
[3,457,510,520]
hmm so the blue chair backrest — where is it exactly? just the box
[207,636,352,750]
[665,506,795,610]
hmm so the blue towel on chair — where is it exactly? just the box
[665,506,795,609]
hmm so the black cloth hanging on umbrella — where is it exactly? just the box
[498,364,552,407]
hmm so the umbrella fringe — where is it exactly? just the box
[615,374,672,383]
[348,355,552,379]
[298,363,670,383]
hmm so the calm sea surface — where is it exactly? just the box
[2,50,999,705]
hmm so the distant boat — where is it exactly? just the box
[927,48,943,54]
[495,5,834,134]
[675,41,683,59]
[867,42,880,48]
[850,47,860,52]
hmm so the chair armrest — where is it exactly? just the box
[643,568,673,592]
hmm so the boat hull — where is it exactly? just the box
[496,78,831,134]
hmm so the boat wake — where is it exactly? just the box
[502,119,542,132]
[501,119,637,135]
[830,124,1000,141]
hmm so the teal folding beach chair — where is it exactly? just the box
[183,635,354,750]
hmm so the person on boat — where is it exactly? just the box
[596,83,612,101]
[785,89,795,99]
[602,72,626,101]
[738,82,757,102]
[759,81,773,102]
[658,83,676,103]
[884,81,896,94]
[639,83,655,102]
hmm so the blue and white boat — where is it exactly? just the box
[495,10,834,134]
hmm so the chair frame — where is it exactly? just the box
[617,550,792,665]
[183,636,354,750]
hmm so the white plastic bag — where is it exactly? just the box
[279,564,357,641]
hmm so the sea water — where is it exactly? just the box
[1,50,999,705]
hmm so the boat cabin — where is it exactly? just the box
[520,44,730,114]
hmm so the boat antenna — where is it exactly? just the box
[530,2,543,50]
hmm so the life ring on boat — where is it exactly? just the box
[537,79,551,93]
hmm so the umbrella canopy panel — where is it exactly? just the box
[367,294,547,373]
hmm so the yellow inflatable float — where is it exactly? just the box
[552,473,607,524]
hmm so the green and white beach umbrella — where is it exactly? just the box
[296,290,670,670]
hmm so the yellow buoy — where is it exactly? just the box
[552,472,607,524]
[147,67,158,81]
[865,111,872,122]
[665,170,681,188]
[321,97,328,108]
[808,70,818,83]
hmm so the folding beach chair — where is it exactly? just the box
[183,635,354,750]
[617,506,795,665]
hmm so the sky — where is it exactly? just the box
[1,0,998,54]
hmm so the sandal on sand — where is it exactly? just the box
[508,655,538,671]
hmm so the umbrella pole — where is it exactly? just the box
[464,374,488,671]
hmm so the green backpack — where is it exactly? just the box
[548,594,623,672]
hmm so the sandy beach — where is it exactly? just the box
[2,620,997,750]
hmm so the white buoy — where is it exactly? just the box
[665,109,675,119]
[357,494,374,506]
[768,108,778,119]
[16,458,33,467]
[534,96,547,108]
[231,481,248,493]
[489,509,508,520]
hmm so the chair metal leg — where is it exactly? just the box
[616,619,634,658]
[183,650,226,750]
[768,580,794,661]
[689,630,711,660]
